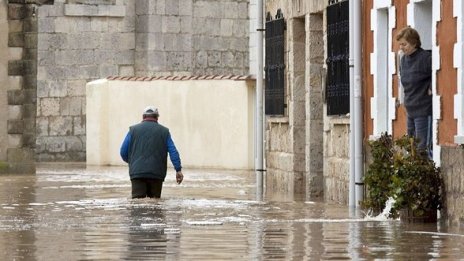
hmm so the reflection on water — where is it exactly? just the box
[0,163,463,260]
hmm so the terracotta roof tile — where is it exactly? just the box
[106,75,255,81]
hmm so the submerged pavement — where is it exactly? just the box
[0,163,463,260]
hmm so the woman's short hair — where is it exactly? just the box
[396,26,422,48]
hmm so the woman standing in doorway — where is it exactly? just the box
[396,26,432,158]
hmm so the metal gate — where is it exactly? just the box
[265,9,286,116]
[326,0,350,115]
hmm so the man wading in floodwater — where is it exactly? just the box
[120,106,183,198]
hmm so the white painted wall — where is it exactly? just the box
[86,78,256,170]
[370,4,396,138]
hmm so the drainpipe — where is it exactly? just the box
[256,0,264,197]
[350,0,363,207]
[349,0,355,207]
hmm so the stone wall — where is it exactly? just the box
[440,146,464,227]
[1,1,41,173]
[0,0,8,166]
[265,0,327,201]
[35,0,135,161]
[35,0,251,161]
[323,119,350,204]
[134,0,249,76]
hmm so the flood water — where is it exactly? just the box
[0,164,463,260]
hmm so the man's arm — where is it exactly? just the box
[167,133,182,171]
[120,132,131,163]
[167,133,183,184]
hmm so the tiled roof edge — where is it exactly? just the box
[106,75,256,81]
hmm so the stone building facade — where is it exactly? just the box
[264,0,340,202]
[0,0,254,171]
[0,0,44,173]
[36,0,251,161]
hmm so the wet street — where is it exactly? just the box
[1,164,464,260]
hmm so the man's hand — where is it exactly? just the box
[176,171,183,184]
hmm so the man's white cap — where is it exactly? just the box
[143,106,159,116]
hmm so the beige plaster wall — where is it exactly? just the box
[86,79,255,170]
[0,0,8,161]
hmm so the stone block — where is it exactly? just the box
[114,50,134,65]
[66,136,83,151]
[64,4,98,16]
[237,2,247,19]
[37,117,49,136]
[22,103,37,119]
[293,153,305,172]
[8,60,25,76]
[109,16,135,33]
[37,50,54,66]
[23,17,38,32]
[165,0,178,15]
[8,20,23,33]
[23,75,36,90]
[40,3,65,17]
[7,90,25,105]
[232,19,247,37]
[155,0,165,14]
[22,133,36,147]
[229,37,247,51]
[23,89,36,104]
[207,51,221,67]
[23,117,36,132]
[119,65,134,76]
[162,16,180,33]
[135,0,151,15]
[7,148,34,162]
[220,19,233,37]
[39,97,60,116]
[73,116,86,135]
[119,33,136,50]
[8,76,23,90]
[179,0,192,16]
[60,97,82,116]
[8,134,23,148]
[105,5,126,17]
[147,51,166,70]
[46,66,73,81]
[8,4,27,20]
[38,17,55,32]
[23,48,37,60]
[49,116,73,136]
[46,137,66,153]
[65,33,98,49]
[7,119,24,134]
[8,47,23,61]
[136,15,161,33]
[22,59,37,75]
[67,80,86,96]
[99,64,119,77]
[24,33,38,49]
[90,17,109,32]
[8,105,23,120]
[37,80,49,98]
[222,2,238,19]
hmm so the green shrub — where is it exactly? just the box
[363,133,443,218]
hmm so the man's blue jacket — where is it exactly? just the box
[120,119,182,180]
